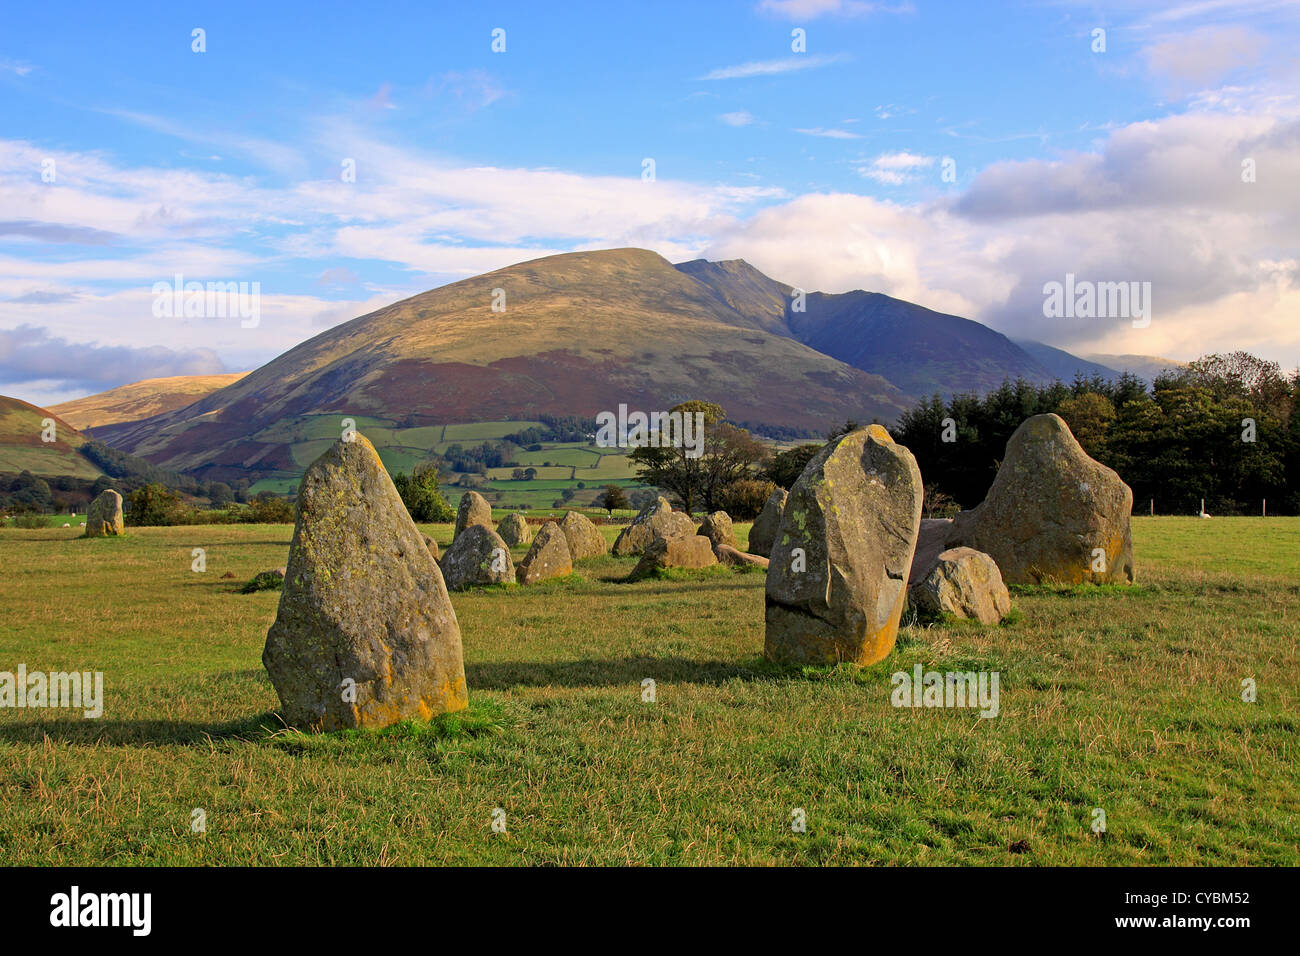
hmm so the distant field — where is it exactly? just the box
[0,445,103,480]
[1,517,1296,865]
[241,415,641,505]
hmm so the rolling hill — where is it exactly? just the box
[97,249,911,480]
[50,372,249,431]
[0,396,104,479]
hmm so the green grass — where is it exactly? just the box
[0,517,1296,865]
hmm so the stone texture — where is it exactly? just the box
[496,512,532,547]
[747,488,788,558]
[716,544,769,569]
[908,518,955,587]
[454,490,493,540]
[612,496,695,556]
[765,424,923,667]
[558,510,608,561]
[697,510,738,554]
[946,413,1135,585]
[422,534,439,560]
[262,435,467,731]
[515,522,573,584]
[628,533,718,580]
[909,547,1011,625]
[84,489,124,537]
[441,523,515,590]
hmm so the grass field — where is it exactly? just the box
[0,517,1296,865]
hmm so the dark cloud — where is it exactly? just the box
[0,324,227,392]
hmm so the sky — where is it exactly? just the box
[2,0,1298,406]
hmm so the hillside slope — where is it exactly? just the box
[99,249,909,479]
[50,372,249,430]
[0,396,103,478]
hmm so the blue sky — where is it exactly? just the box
[2,0,1299,404]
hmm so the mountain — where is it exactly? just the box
[97,249,910,479]
[0,396,103,478]
[1085,353,1187,383]
[50,372,250,431]
[1013,341,1122,383]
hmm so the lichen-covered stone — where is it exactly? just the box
[765,424,923,667]
[84,489,124,537]
[946,413,1135,585]
[697,511,738,554]
[497,512,532,547]
[558,510,608,561]
[441,523,515,590]
[454,490,493,540]
[909,547,1010,625]
[262,434,467,731]
[612,496,695,556]
[747,488,788,557]
[628,533,717,579]
[516,522,572,584]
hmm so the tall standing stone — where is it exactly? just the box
[946,413,1135,584]
[747,488,788,558]
[765,425,923,667]
[84,489,124,537]
[262,435,467,730]
[454,490,493,540]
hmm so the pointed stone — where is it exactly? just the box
[442,524,515,590]
[516,522,573,584]
[454,490,493,540]
[558,510,608,560]
[496,512,532,547]
[612,496,695,556]
[747,488,787,557]
[262,435,467,731]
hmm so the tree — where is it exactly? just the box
[764,443,821,489]
[598,484,629,511]
[126,483,184,526]
[392,463,455,522]
[629,402,767,514]
[1056,392,1115,457]
[715,478,776,519]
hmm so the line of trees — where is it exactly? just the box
[894,352,1300,515]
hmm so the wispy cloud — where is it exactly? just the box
[757,0,914,19]
[720,110,756,126]
[0,59,34,76]
[795,126,861,139]
[699,53,847,81]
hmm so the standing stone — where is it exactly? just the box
[697,511,738,555]
[84,489,124,537]
[946,413,1135,585]
[496,512,532,547]
[909,547,1011,625]
[558,510,608,560]
[454,490,493,540]
[765,425,923,667]
[628,533,717,580]
[612,496,695,556]
[422,534,440,560]
[262,435,467,731]
[516,522,573,584]
[441,524,515,590]
[747,488,788,558]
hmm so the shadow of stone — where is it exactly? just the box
[465,654,786,691]
[0,711,283,747]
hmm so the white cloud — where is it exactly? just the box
[856,151,935,184]
[699,53,847,81]
[1143,26,1268,92]
[720,110,756,127]
[795,127,861,139]
[757,0,914,19]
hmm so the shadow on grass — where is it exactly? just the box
[465,653,858,690]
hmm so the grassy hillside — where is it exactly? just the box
[0,517,1295,865]
[0,396,103,479]
[50,373,250,431]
